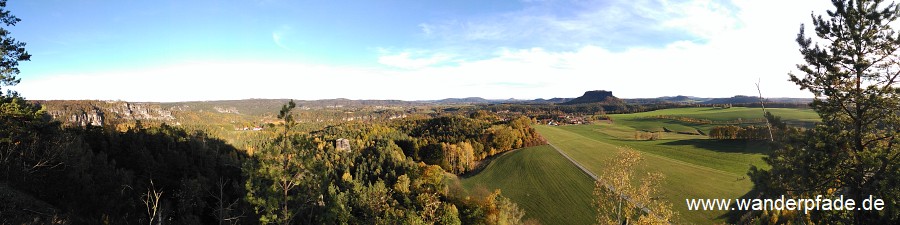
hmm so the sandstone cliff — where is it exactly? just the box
[35,100,175,127]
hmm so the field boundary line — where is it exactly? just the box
[545,142,671,224]
[547,142,597,180]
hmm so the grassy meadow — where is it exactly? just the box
[465,107,819,224]
[536,124,755,223]
[460,145,596,225]
[608,107,819,134]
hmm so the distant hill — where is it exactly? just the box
[767,98,814,104]
[624,95,708,104]
[562,90,621,105]
[663,95,693,102]
[701,95,763,104]
[621,95,813,105]
[426,97,492,104]
[699,95,813,105]
[525,98,573,104]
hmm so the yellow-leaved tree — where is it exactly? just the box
[594,149,676,225]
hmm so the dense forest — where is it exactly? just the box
[3,92,546,224]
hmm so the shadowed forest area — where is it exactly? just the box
[2,97,547,224]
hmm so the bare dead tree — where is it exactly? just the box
[209,178,244,225]
[755,80,775,142]
[142,180,164,225]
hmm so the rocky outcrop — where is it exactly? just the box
[36,100,174,127]
[335,138,351,152]
[45,106,104,127]
[563,90,620,105]
[107,102,175,121]
[213,106,240,114]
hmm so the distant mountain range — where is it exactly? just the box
[623,95,813,105]
[417,91,812,105]
[34,92,813,109]
[32,90,813,127]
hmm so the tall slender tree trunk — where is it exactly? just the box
[283,180,289,225]
[755,81,774,142]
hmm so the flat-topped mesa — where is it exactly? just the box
[563,90,620,105]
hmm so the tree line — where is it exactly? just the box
[393,114,545,174]
[707,125,773,140]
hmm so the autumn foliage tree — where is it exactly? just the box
[594,150,675,225]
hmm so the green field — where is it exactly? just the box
[536,125,757,224]
[534,107,818,223]
[463,107,818,224]
[608,107,819,134]
[461,145,596,225]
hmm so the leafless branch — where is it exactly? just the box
[756,80,775,142]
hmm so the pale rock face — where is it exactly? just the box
[335,138,352,152]
[213,106,240,114]
[44,101,175,127]
[111,102,175,121]
[388,114,407,120]
[66,108,104,127]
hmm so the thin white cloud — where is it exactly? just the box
[271,25,292,50]
[377,51,455,69]
[657,0,741,39]
[418,23,433,36]
[419,0,742,49]
[272,32,284,48]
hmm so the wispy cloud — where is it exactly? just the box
[362,0,831,99]
[656,0,741,39]
[271,25,293,50]
[418,0,741,51]
[418,23,433,36]
[377,50,456,69]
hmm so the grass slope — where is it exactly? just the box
[462,107,812,224]
[608,107,819,133]
[535,125,760,224]
[563,124,770,175]
[461,145,596,225]
[612,107,818,122]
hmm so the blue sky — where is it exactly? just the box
[8,0,830,101]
